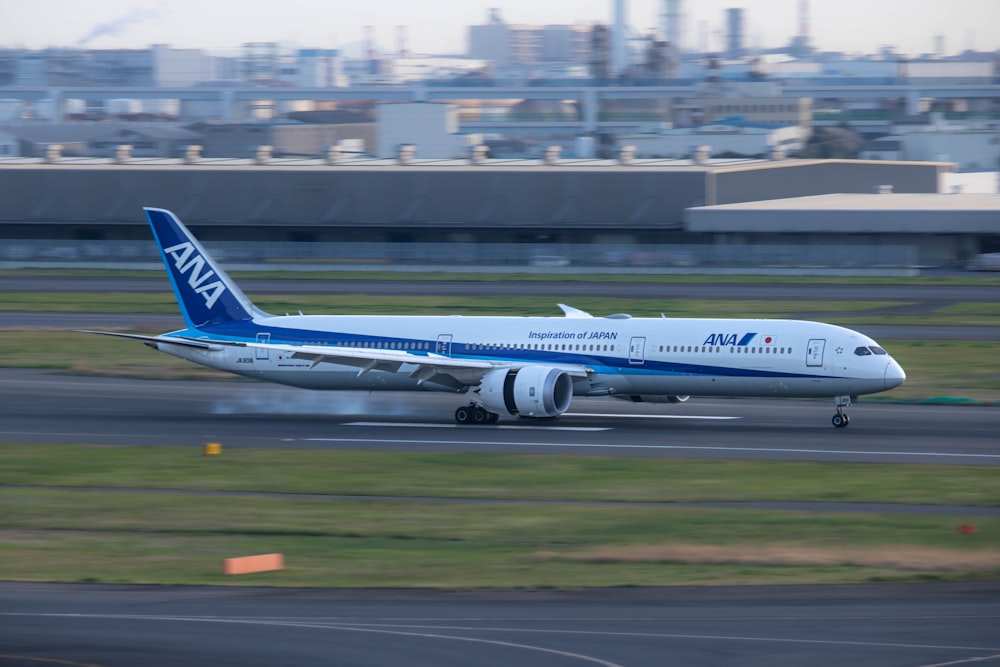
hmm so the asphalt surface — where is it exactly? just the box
[2,582,999,666]
[2,275,997,302]
[2,369,998,465]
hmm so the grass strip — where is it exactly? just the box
[2,445,997,506]
[1,488,996,587]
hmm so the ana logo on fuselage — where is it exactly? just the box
[162,241,227,309]
[704,332,757,346]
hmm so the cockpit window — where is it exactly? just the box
[854,346,872,356]
[869,346,887,355]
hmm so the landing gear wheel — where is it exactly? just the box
[472,406,489,424]
[832,413,850,428]
[832,395,853,429]
[456,405,498,425]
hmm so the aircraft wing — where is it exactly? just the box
[247,341,590,388]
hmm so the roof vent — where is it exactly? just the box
[114,144,132,164]
[692,145,711,165]
[470,145,488,165]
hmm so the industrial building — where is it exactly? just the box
[687,192,1000,266]
[0,155,982,272]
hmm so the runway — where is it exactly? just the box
[2,582,999,667]
[2,369,997,465]
[1,275,997,304]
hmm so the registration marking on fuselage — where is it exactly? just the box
[344,422,611,432]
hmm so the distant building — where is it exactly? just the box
[0,122,200,158]
[620,121,807,159]
[467,9,592,70]
[725,8,745,60]
[377,102,478,159]
[900,125,1000,171]
[862,115,1000,171]
[673,81,813,130]
[188,121,374,158]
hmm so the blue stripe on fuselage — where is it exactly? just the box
[165,321,834,381]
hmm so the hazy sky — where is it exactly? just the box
[2,0,998,56]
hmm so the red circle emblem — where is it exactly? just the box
[765,337,772,343]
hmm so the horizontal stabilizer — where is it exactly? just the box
[77,330,224,350]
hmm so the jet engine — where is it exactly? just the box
[615,394,690,404]
[478,366,574,418]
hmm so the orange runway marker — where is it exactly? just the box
[222,553,284,575]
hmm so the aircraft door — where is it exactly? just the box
[629,336,646,365]
[255,332,270,360]
[436,334,453,357]
[806,338,825,367]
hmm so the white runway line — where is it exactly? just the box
[304,437,1000,459]
[568,412,740,420]
[344,422,611,432]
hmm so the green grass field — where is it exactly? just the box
[1,446,997,587]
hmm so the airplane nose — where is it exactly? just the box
[884,359,906,389]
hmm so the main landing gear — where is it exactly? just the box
[455,404,500,425]
[832,395,853,428]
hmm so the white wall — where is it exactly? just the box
[904,129,1000,171]
[153,46,218,86]
[377,102,471,158]
[940,171,999,194]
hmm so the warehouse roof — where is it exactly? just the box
[686,193,1000,233]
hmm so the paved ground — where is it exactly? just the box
[2,582,998,667]
[2,370,998,466]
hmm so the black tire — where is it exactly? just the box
[455,406,471,424]
[473,407,489,424]
[832,414,847,428]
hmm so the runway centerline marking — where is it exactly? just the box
[344,422,610,432]
[303,437,1000,459]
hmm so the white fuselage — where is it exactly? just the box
[156,314,905,400]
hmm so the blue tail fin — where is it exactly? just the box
[144,208,266,328]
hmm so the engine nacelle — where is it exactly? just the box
[478,366,574,418]
[615,394,690,404]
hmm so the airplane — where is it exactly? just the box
[82,208,906,428]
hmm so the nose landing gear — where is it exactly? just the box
[832,395,854,428]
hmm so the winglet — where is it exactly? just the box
[144,208,267,328]
[557,303,593,318]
